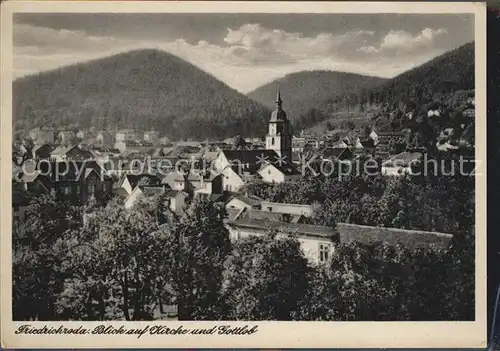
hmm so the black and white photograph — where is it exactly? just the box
[1,1,487,348]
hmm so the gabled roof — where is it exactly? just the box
[220,149,281,174]
[50,145,73,156]
[119,173,161,189]
[322,147,351,159]
[161,172,180,188]
[227,193,263,207]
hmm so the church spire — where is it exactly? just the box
[275,83,283,109]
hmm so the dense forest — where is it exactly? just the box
[247,70,386,128]
[253,42,474,133]
[13,49,271,141]
[13,43,474,141]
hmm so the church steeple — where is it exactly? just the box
[266,83,292,161]
[275,83,283,109]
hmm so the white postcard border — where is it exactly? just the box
[0,1,487,348]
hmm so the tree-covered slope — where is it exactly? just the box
[248,70,387,130]
[13,49,271,141]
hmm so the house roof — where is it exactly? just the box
[37,160,110,182]
[360,139,376,148]
[261,160,300,176]
[161,172,180,188]
[226,218,336,240]
[226,208,244,220]
[33,144,53,153]
[112,187,129,198]
[19,170,43,183]
[336,223,453,249]
[228,193,263,207]
[119,173,161,189]
[322,147,351,159]
[221,149,281,174]
[238,208,303,223]
[194,192,226,202]
[50,145,72,156]
[165,190,189,198]
[50,145,93,159]
[138,185,165,197]
[186,171,221,182]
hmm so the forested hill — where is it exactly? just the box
[247,70,387,128]
[365,42,475,109]
[13,49,271,141]
[292,42,475,132]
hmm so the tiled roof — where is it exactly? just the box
[336,223,453,249]
[221,149,284,174]
[230,194,263,207]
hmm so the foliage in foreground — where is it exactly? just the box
[13,186,474,321]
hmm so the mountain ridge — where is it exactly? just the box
[13,49,271,141]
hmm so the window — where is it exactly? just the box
[63,186,71,195]
[268,169,271,175]
[88,184,95,196]
[76,185,81,194]
[267,207,272,212]
[271,137,275,145]
[319,243,331,263]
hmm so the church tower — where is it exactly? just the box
[265,84,293,161]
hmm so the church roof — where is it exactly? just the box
[270,108,288,122]
[270,83,288,122]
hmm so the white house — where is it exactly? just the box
[225,219,337,265]
[257,162,301,184]
[225,194,263,211]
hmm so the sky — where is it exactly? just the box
[13,13,474,93]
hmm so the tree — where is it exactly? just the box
[13,194,83,320]
[221,232,312,320]
[170,197,232,320]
